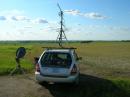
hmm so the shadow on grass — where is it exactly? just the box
[41,74,130,97]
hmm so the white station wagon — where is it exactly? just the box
[35,48,81,84]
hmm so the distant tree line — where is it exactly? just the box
[0,40,130,44]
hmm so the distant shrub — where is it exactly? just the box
[80,41,93,43]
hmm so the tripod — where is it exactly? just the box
[10,58,25,76]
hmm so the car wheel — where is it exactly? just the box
[75,77,79,85]
[73,75,80,86]
[37,81,47,85]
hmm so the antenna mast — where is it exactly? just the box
[57,3,67,47]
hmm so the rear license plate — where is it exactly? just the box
[52,69,59,73]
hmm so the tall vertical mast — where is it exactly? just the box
[57,3,67,47]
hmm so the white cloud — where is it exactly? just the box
[0,15,49,24]
[46,26,58,32]
[0,14,48,24]
[84,12,107,19]
[0,10,48,24]
[24,26,32,28]
[10,15,30,21]
[41,24,59,32]
[64,10,81,16]
[109,26,130,33]
[1,23,130,40]
[32,18,48,24]
[0,10,29,21]
[0,16,6,20]
[64,9,107,20]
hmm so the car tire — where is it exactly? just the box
[37,81,47,85]
[73,74,80,86]
[75,77,79,85]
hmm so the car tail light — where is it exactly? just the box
[71,64,77,75]
[36,63,40,72]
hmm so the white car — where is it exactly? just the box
[35,48,81,84]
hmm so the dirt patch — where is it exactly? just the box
[0,74,129,97]
[0,75,52,97]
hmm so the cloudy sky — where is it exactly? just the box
[0,0,130,40]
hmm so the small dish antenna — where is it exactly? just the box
[10,47,26,75]
[57,3,67,47]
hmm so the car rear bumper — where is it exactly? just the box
[35,71,79,83]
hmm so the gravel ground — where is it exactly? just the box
[0,75,53,97]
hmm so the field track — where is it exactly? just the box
[0,64,130,97]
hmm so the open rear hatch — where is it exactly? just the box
[40,52,72,77]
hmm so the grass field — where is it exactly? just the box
[0,41,130,97]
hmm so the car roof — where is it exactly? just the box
[45,49,74,53]
[42,47,76,54]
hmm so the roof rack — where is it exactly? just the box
[42,47,77,50]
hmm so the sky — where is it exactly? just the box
[0,0,130,40]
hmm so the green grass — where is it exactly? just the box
[0,41,130,97]
[0,41,130,76]
[76,42,130,78]
[0,42,60,75]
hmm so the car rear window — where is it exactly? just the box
[41,52,72,68]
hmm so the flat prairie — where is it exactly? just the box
[0,41,130,97]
